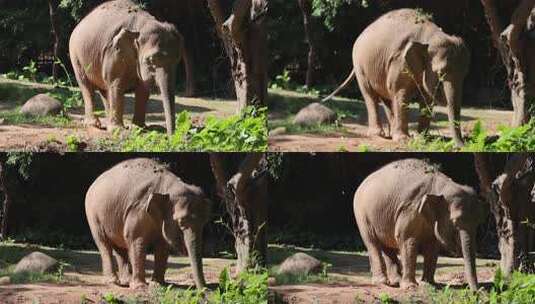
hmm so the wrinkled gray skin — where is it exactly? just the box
[85,158,211,290]
[69,0,184,135]
[324,9,470,147]
[354,159,485,291]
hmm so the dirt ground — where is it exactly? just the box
[0,243,236,304]
[268,89,512,152]
[268,245,498,304]
[0,78,236,151]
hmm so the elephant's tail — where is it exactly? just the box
[321,70,356,102]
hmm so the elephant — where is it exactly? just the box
[323,9,470,147]
[85,158,211,290]
[69,0,185,135]
[353,158,485,291]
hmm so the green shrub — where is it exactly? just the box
[211,268,268,304]
[409,119,535,152]
[100,107,267,152]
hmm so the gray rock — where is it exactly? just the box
[293,103,337,126]
[0,276,10,285]
[277,252,322,276]
[14,252,59,274]
[20,94,63,116]
[269,127,287,136]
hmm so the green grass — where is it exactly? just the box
[95,107,267,152]
[409,119,535,152]
[268,117,349,135]
[0,109,74,127]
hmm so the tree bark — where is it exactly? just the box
[209,153,267,272]
[183,0,197,97]
[206,0,268,112]
[474,153,535,275]
[297,0,316,87]
[0,161,11,241]
[48,0,60,80]
[480,0,535,126]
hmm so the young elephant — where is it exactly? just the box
[324,9,470,147]
[69,0,185,135]
[354,159,485,291]
[85,158,211,290]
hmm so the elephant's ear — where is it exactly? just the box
[403,41,429,75]
[112,28,140,51]
[145,192,171,220]
[418,194,445,222]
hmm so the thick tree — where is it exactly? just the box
[209,153,267,272]
[480,0,535,126]
[0,161,10,241]
[297,0,317,87]
[206,0,269,112]
[475,153,535,275]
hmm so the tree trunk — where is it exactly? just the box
[297,0,316,87]
[209,153,267,272]
[474,153,535,275]
[183,0,197,97]
[48,0,60,80]
[0,162,11,241]
[480,0,535,126]
[206,0,268,112]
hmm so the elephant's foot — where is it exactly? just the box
[420,277,435,286]
[367,127,385,138]
[132,118,147,129]
[392,132,409,142]
[149,278,165,287]
[129,280,148,290]
[118,275,131,287]
[84,117,103,129]
[400,280,418,290]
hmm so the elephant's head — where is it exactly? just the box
[418,185,485,291]
[145,186,212,289]
[112,23,184,135]
[403,35,470,147]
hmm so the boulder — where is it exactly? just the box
[13,252,59,274]
[277,252,322,276]
[0,276,10,285]
[20,94,63,116]
[293,103,336,126]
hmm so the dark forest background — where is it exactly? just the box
[1,153,236,256]
[268,153,507,258]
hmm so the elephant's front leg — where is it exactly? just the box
[151,240,169,285]
[128,238,148,290]
[392,91,410,142]
[359,83,385,137]
[421,243,439,284]
[417,101,432,133]
[400,238,418,289]
[133,83,150,128]
[107,85,125,132]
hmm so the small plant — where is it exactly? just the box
[22,60,38,81]
[270,69,292,90]
[65,134,83,151]
[102,293,122,304]
[378,292,394,304]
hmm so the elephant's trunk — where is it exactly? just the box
[443,80,464,147]
[155,68,176,136]
[459,229,478,291]
[183,227,206,289]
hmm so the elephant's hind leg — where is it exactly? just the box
[357,77,385,138]
[383,248,402,286]
[113,247,131,286]
[72,59,102,129]
[93,236,119,285]
[360,230,388,285]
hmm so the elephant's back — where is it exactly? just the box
[85,158,171,220]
